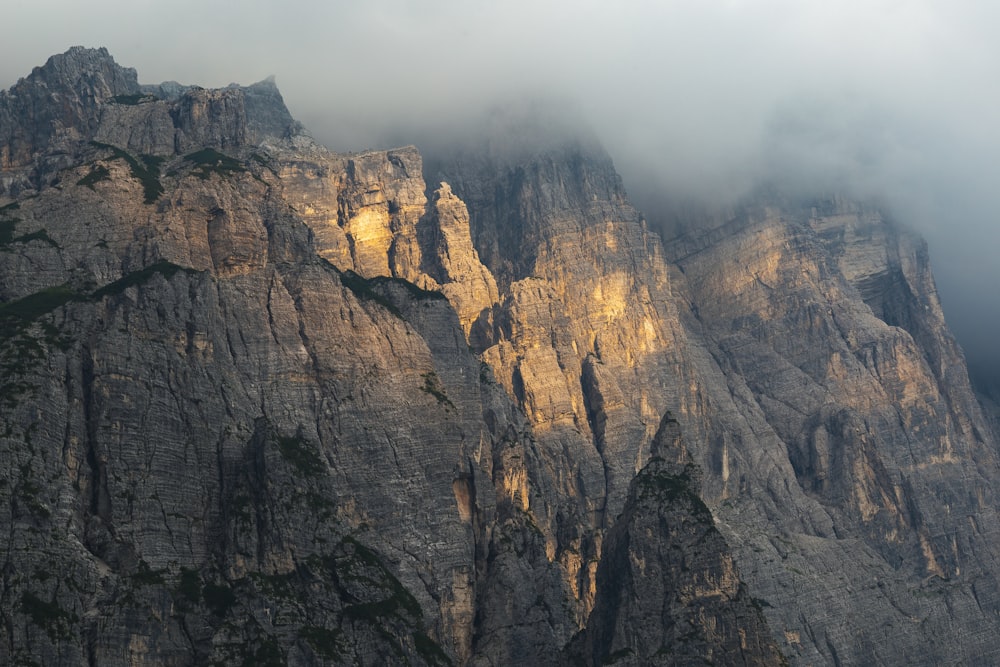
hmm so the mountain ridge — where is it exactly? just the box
[2,47,999,666]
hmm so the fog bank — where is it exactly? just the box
[3,0,999,386]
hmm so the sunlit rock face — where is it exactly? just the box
[276,146,499,341]
[432,141,1000,664]
[4,47,1000,667]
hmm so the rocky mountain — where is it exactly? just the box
[2,47,999,666]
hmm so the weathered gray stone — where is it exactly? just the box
[564,413,785,666]
[5,47,1000,667]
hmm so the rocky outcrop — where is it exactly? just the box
[0,47,301,199]
[0,47,140,169]
[275,145,500,345]
[0,142,486,665]
[564,413,784,666]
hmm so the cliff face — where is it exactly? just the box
[2,47,1000,666]
[660,197,1000,665]
[0,49,495,666]
[432,137,1000,664]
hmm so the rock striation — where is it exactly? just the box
[658,195,1000,665]
[3,47,1000,666]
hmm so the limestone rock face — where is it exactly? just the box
[661,198,1000,665]
[5,47,1000,667]
[0,47,141,170]
[0,47,301,199]
[275,144,499,344]
[0,50,493,666]
[0,154,485,666]
[435,141,1000,664]
[420,183,500,340]
[437,142,695,518]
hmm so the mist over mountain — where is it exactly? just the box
[3,6,997,390]
[4,3,1000,663]
[5,40,1000,666]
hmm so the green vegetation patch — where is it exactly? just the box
[249,152,278,178]
[603,648,635,665]
[276,434,326,477]
[335,268,402,316]
[177,567,202,604]
[203,582,236,618]
[140,154,165,172]
[77,164,111,189]
[158,535,438,665]
[167,567,236,618]
[241,637,284,667]
[0,285,78,339]
[291,488,334,517]
[0,219,16,245]
[413,631,454,666]
[0,285,78,408]
[0,260,198,408]
[110,93,158,105]
[132,560,166,586]
[230,492,253,524]
[420,372,455,409]
[479,361,495,385]
[0,217,59,251]
[89,141,164,204]
[0,203,21,243]
[634,461,714,524]
[368,274,448,302]
[91,260,198,300]
[301,536,426,633]
[299,626,345,659]
[248,571,299,600]
[13,229,59,248]
[17,476,51,519]
[20,591,78,641]
[338,536,423,623]
[322,260,446,320]
[185,148,246,180]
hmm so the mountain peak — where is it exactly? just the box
[4,47,1000,667]
[26,45,140,98]
[0,49,301,196]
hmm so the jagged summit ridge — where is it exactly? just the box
[0,46,302,198]
[18,45,140,96]
[0,47,138,169]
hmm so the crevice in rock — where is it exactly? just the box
[80,343,113,560]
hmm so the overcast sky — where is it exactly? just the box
[4,1,1000,385]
